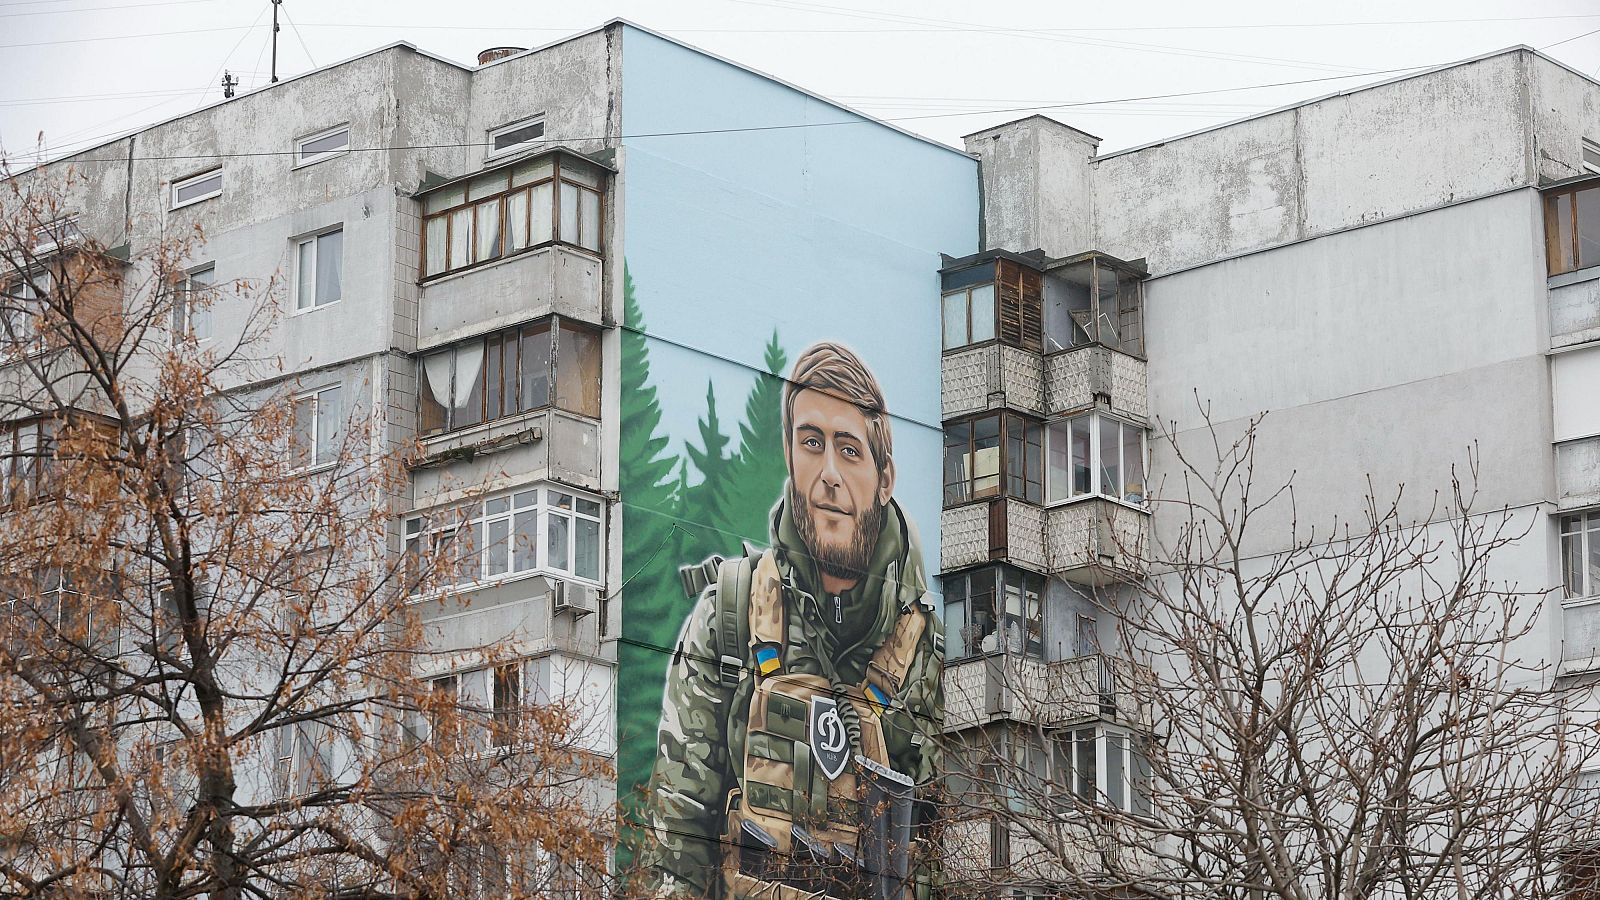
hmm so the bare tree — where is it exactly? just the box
[0,162,613,899]
[942,408,1596,900]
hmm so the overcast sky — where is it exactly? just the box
[3,0,1599,162]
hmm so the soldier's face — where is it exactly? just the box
[787,388,895,579]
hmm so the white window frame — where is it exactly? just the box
[292,384,342,470]
[171,168,222,209]
[941,283,996,351]
[1584,138,1600,176]
[292,227,343,312]
[403,484,604,596]
[1056,723,1152,818]
[407,659,551,756]
[1562,511,1600,603]
[486,115,546,161]
[32,217,80,255]
[1044,411,1148,508]
[2,268,49,349]
[172,264,215,344]
[294,124,351,168]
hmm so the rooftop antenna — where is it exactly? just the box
[270,0,282,83]
[222,71,238,99]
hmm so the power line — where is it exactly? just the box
[0,0,215,17]
[0,24,252,49]
[11,64,1436,165]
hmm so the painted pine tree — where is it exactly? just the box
[615,268,688,842]
[718,331,789,547]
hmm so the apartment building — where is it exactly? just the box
[935,45,1600,896]
[3,19,977,898]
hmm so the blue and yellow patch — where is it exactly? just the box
[865,682,892,713]
[754,642,783,676]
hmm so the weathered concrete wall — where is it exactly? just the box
[1094,51,1533,274]
[417,247,603,350]
[1145,191,1550,555]
[1529,54,1600,184]
[965,116,1097,257]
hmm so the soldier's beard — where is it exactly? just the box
[790,485,887,582]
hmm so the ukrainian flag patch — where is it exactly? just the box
[865,682,892,713]
[754,642,783,676]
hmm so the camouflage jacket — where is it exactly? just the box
[644,496,944,895]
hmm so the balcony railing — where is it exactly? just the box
[943,652,1142,732]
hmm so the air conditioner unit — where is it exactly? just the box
[551,580,597,618]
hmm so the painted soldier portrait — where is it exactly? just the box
[644,341,945,899]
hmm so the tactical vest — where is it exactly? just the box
[709,549,927,900]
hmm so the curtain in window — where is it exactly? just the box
[315,231,343,304]
[452,343,484,428]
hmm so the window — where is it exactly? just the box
[296,125,350,166]
[1045,413,1146,506]
[942,565,1043,660]
[172,265,215,342]
[403,485,603,592]
[292,385,342,468]
[1051,725,1152,817]
[294,229,343,310]
[420,151,605,279]
[171,168,222,208]
[276,721,333,796]
[1546,184,1600,276]
[1585,139,1600,175]
[0,420,55,504]
[1,269,48,347]
[32,217,79,254]
[406,659,551,754]
[942,283,995,349]
[488,116,545,158]
[1043,255,1145,356]
[1562,512,1600,601]
[943,413,1042,506]
[417,318,600,434]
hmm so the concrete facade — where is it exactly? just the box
[941,46,1600,890]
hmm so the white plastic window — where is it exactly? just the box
[488,116,545,158]
[172,169,222,208]
[1045,413,1146,506]
[294,229,343,311]
[404,486,603,592]
[296,125,350,166]
[292,385,342,468]
[172,265,215,343]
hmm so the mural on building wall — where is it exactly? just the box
[615,25,975,898]
[618,268,944,898]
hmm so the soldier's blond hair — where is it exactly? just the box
[782,342,892,474]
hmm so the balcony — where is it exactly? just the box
[1557,437,1600,512]
[1044,344,1146,421]
[1047,498,1147,584]
[942,653,1142,733]
[419,245,602,350]
[941,812,1155,889]
[941,344,1045,420]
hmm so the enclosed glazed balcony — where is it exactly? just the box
[942,652,1142,733]
[415,149,610,348]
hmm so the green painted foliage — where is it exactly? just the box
[616,269,791,847]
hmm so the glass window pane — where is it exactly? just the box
[942,291,966,349]
[419,351,452,435]
[514,490,537,509]
[1071,416,1092,497]
[507,190,529,251]
[555,326,601,418]
[296,240,315,310]
[558,182,579,244]
[577,498,601,518]
[1107,733,1126,810]
[559,159,601,189]
[1025,420,1043,504]
[530,182,553,244]
[1132,743,1152,818]
[944,421,971,505]
[1579,187,1600,270]
[475,200,502,262]
[513,510,537,571]
[315,230,342,306]
[1099,416,1120,497]
[1123,422,1145,504]
[579,188,601,251]
[945,599,965,659]
[458,520,482,583]
[1075,729,1096,799]
[1046,421,1069,504]
[486,517,509,576]
[1589,518,1600,599]
[511,156,554,187]
[972,415,1001,499]
[520,324,552,410]
[423,185,465,216]
[969,284,996,343]
[1564,532,1583,598]
[1005,415,1025,500]
[1094,262,1121,350]
[575,517,600,581]
[492,120,544,153]
[449,208,472,269]
[424,216,447,276]
[453,342,484,429]
[1551,193,1576,273]
[467,173,508,201]
[548,512,570,572]
[293,397,313,466]
[315,387,341,465]
[484,334,503,421]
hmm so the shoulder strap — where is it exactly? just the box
[747,550,786,677]
[714,554,753,686]
[861,606,928,714]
